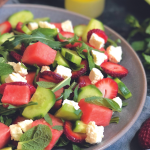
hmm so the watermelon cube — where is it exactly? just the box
[1,85,30,106]
[22,42,57,66]
[32,113,63,150]
[79,99,113,126]
[0,123,11,149]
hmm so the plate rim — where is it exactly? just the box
[1,3,147,149]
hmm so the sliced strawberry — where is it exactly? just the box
[87,29,108,43]
[64,121,86,143]
[0,82,36,95]
[101,62,128,78]
[71,60,88,79]
[10,51,22,62]
[0,21,12,35]
[16,22,24,33]
[57,31,81,48]
[78,76,91,88]
[40,71,64,83]
[95,78,118,99]
[21,43,26,55]
[51,23,62,32]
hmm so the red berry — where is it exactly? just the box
[87,29,108,43]
[0,21,12,35]
[138,118,150,149]
[78,76,91,88]
[21,43,26,55]
[101,62,128,78]
[10,51,22,62]
[16,22,24,33]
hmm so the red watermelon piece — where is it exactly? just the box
[32,114,63,150]
[0,123,11,149]
[22,42,57,66]
[79,99,113,126]
[1,85,31,106]
[25,72,36,85]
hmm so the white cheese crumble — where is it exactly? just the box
[9,124,23,141]
[89,33,105,49]
[91,50,108,66]
[54,65,72,79]
[61,20,74,33]
[89,68,103,84]
[40,66,51,73]
[62,99,80,110]
[113,97,122,108]
[28,22,38,31]
[85,121,104,144]
[18,120,33,132]
[106,45,122,63]
[5,72,27,83]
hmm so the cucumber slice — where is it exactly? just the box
[8,10,34,28]
[32,17,50,24]
[82,18,104,42]
[0,33,13,45]
[21,25,32,35]
[61,48,82,65]
[22,86,56,120]
[74,24,87,37]
[0,147,12,150]
[73,120,87,133]
[114,78,132,99]
[55,51,70,68]
[77,85,103,102]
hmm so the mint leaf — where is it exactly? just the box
[72,144,82,150]
[63,88,72,100]
[131,41,145,51]
[19,124,52,150]
[52,125,63,131]
[74,109,82,116]
[36,81,56,88]
[44,113,52,126]
[4,118,12,126]
[0,63,13,76]
[110,117,120,124]
[85,96,122,112]
[73,85,79,102]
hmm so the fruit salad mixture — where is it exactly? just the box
[0,10,132,150]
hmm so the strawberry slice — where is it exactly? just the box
[71,60,88,79]
[10,51,22,62]
[51,23,62,32]
[40,71,64,83]
[95,78,118,99]
[0,82,36,95]
[0,21,12,35]
[64,121,86,143]
[57,31,81,48]
[87,29,108,43]
[78,76,91,88]
[16,22,24,33]
[101,62,128,78]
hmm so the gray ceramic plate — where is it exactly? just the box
[0,4,147,150]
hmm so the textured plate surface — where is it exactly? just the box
[0,4,147,150]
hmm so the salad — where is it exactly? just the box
[0,10,132,150]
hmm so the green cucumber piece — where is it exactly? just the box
[114,78,132,99]
[21,25,32,35]
[0,147,12,150]
[0,74,9,84]
[61,48,82,65]
[55,51,70,67]
[0,33,13,45]
[8,10,34,28]
[55,103,82,121]
[74,24,87,37]
[73,120,87,133]
[77,85,103,102]
[32,17,50,24]
[82,18,104,42]
[22,86,56,120]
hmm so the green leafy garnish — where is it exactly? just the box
[110,117,120,124]
[131,41,146,51]
[0,63,13,76]
[0,57,5,63]
[74,109,82,116]
[55,136,69,147]
[44,113,52,126]
[85,96,122,112]
[73,84,79,102]
[36,81,57,88]
[52,125,63,131]
[63,88,72,100]
[72,144,82,150]
[33,64,40,86]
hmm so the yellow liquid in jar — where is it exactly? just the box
[65,0,105,18]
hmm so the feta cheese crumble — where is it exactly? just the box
[61,20,74,33]
[54,65,72,79]
[89,68,103,84]
[9,124,23,141]
[85,121,104,144]
[62,99,80,110]
[106,45,122,63]
[91,50,108,66]
[113,97,122,108]
[5,72,27,83]
[89,33,105,49]
[40,66,51,73]
[28,22,38,31]
[18,120,33,132]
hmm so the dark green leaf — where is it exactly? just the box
[72,144,82,150]
[85,96,122,112]
[36,81,57,88]
[146,24,150,34]
[131,41,145,51]
[33,64,40,86]
[142,53,150,64]
[74,109,82,116]
[144,48,150,54]
[0,57,5,63]
[115,39,121,44]
[0,63,13,76]
[73,85,79,102]
[127,29,140,41]
[44,113,53,126]
[122,102,128,107]
[63,89,72,100]
[52,125,63,131]
[145,37,150,42]
[110,117,120,124]
[87,51,95,70]
[5,118,12,126]
[55,136,69,147]
[107,38,117,47]
[0,116,4,123]
[0,50,11,62]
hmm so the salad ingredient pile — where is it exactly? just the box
[0,10,132,150]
